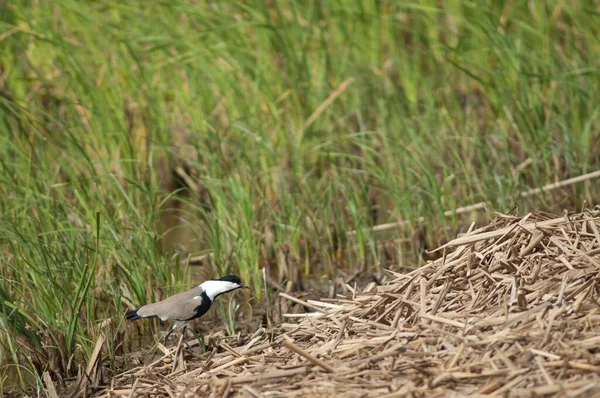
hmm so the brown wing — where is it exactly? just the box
[136,285,204,321]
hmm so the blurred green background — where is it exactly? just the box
[1,0,599,392]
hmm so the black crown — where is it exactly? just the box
[218,275,242,284]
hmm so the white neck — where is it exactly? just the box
[200,280,239,301]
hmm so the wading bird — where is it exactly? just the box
[125,275,248,346]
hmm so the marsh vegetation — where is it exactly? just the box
[1,0,599,393]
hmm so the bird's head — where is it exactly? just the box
[201,275,249,301]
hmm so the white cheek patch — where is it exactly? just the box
[201,280,240,300]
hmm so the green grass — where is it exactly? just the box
[1,0,600,392]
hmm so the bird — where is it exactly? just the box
[125,275,249,346]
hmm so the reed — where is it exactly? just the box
[1,0,599,391]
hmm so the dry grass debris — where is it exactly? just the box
[73,210,600,397]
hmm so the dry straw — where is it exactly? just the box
[72,210,600,397]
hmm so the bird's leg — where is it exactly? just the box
[181,325,193,351]
[164,325,176,346]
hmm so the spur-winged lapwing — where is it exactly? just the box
[125,275,248,345]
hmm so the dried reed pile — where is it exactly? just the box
[72,210,600,397]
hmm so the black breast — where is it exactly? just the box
[185,291,212,321]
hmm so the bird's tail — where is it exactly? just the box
[125,309,142,321]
